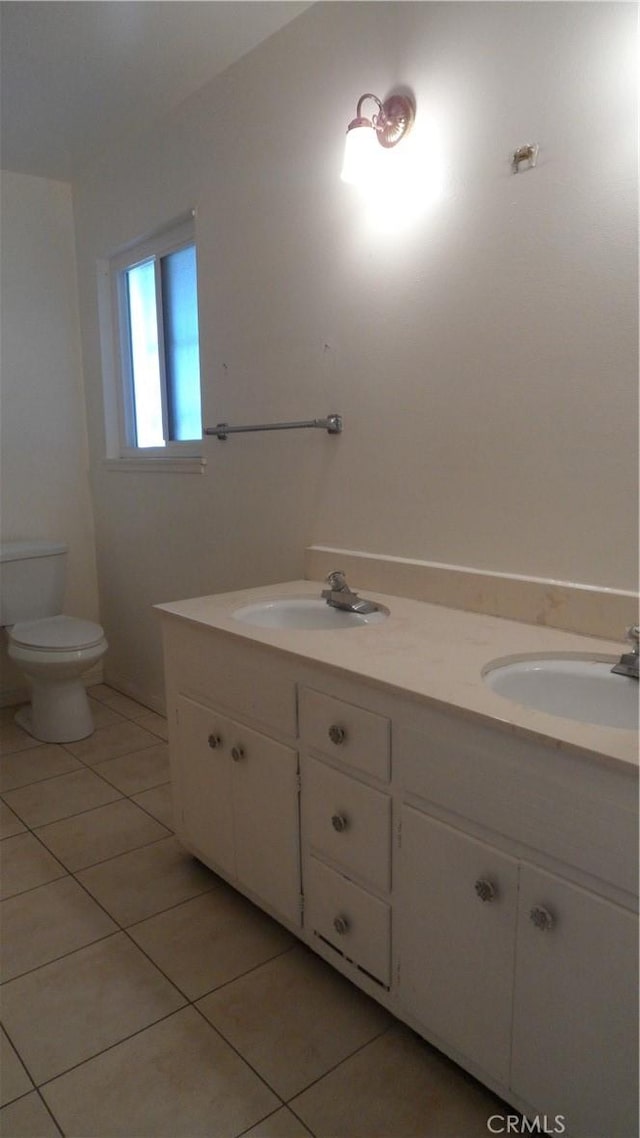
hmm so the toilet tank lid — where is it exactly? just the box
[0,540,68,562]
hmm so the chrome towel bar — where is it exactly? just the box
[205,414,342,441]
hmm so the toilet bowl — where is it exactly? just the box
[1,541,108,744]
[8,616,108,742]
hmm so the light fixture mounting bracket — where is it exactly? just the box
[376,94,415,149]
[351,92,415,150]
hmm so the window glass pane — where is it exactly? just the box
[126,259,164,447]
[161,245,202,442]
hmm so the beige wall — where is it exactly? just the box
[71,2,638,708]
[1,171,100,700]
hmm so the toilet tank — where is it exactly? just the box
[0,540,68,625]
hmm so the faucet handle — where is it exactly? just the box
[625,625,639,647]
[326,570,349,591]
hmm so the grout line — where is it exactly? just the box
[35,1086,65,1137]
[0,928,124,988]
[190,1000,288,1109]
[34,1005,191,1092]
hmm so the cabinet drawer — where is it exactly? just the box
[304,856,391,986]
[299,688,390,782]
[302,756,391,892]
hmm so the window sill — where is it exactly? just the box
[103,456,206,474]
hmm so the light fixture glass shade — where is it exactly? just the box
[340,121,380,185]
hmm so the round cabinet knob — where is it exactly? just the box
[328,724,346,746]
[530,905,555,932]
[331,813,349,833]
[231,745,245,762]
[208,734,222,750]
[474,878,497,903]
[333,915,349,935]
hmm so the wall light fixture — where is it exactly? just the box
[341,92,415,185]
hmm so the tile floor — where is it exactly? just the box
[1,684,508,1137]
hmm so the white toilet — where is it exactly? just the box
[0,540,108,743]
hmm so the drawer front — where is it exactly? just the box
[302,756,391,892]
[299,688,390,782]
[304,856,391,986]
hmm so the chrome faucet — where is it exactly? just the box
[611,626,639,680]
[321,570,381,615]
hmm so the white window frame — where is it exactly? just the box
[98,213,205,472]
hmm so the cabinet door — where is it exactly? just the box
[512,865,638,1138]
[174,695,235,878]
[398,806,518,1084]
[230,716,301,927]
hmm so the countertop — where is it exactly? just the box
[156,580,639,771]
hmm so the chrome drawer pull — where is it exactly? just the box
[208,734,222,749]
[231,744,245,762]
[474,878,497,903]
[530,905,555,932]
[328,724,346,745]
[331,813,349,833]
[333,915,349,935]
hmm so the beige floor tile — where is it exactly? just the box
[3,768,122,828]
[1,1028,33,1105]
[76,835,217,925]
[35,798,170,871]
[0,744,81,793]
[135,711,169,740]
[290,1024,507,1138]
[41,1006,279,1138]
[131,783,174,830]
[0,799,27,838]
[87,683,116,703]
[129,884,294,1000]
[87,698,126,729]
[198,944,391,1100]
[0,1092,61,1137]
[63,720,160,765]
[243,1107,315,1137]
[89,688,153,720]
[1,876,117,981]
[1,932,185,1084]
[0,833,66,900]
[94,742,170,794]
[0,720,39,756]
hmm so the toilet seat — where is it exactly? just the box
[10,615,105,652]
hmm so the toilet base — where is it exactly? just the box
[16,678,95,743]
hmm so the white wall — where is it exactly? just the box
[71,2,638,708]
[1,171,100,699]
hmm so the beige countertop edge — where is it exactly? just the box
[155,580,639,773]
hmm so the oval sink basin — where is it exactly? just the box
[233,598,388,631]
[484,657,638,730]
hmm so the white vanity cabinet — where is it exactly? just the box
[162,620,301,928]
[299,687,393,987]
[398,805,638,1137]
[398,806,518,1085]
[511,864,638,1138]
[158,603,638,1138]
[395,706,638,1138]
[174,694,301,926]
